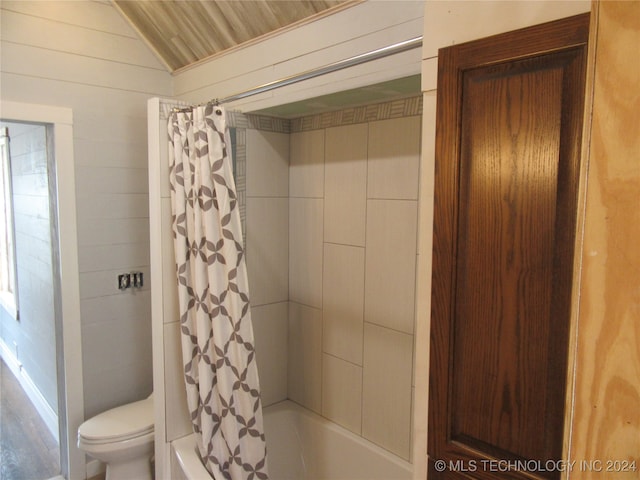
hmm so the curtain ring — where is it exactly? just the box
[213,98,222,116]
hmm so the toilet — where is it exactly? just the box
[78,394,154,480]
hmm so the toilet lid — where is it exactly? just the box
[79,396,154,442]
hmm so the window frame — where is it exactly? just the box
[0,126,19,320]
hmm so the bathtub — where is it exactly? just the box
[171,400,412,479]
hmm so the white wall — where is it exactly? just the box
[0,0,172,427]
[172,1,424,113]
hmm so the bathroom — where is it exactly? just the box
[1,1,638,479]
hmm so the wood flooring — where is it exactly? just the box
[0,358,60,480]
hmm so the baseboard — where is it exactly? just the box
[0,337,59,442]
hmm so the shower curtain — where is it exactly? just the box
[168,104,268,480]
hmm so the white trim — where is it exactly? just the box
[0,99,84,480]
[147,97,167,480]
[0,337,59,441]
[0,291,17,320]
[148,96,183,480]
[0,101,73,125]
[0,129,19,320]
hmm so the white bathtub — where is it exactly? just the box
[171,400,412,480]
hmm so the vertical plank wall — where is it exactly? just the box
[570,1,640,475]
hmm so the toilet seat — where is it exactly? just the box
[79,397,154,445]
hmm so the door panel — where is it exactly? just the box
[428,14,589,480]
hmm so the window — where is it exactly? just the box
[0,126,19,319]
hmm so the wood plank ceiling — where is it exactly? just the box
[113,0,351,72]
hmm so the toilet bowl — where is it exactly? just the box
[78,395,154,480]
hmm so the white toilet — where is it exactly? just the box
[78,394,154,480]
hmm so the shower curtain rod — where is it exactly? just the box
[218,36,423,104]
[173,36,423,112]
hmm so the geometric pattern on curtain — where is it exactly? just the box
[168,104,268,480]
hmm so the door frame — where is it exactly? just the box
[0,100,85,480]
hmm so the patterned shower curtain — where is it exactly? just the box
[168,104,268,480]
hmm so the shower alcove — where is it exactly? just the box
[148,75,424,478]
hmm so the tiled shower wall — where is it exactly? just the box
[233,112,291,409]
[288,98,421,461]
[238,97,422,461]
[159,97,421,463]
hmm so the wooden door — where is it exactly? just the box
[428,14,590,480]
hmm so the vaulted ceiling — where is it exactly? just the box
[113,0,352,72]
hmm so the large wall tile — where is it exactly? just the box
[365,199,418,334]
[251,302,288,407]
[324,124,367,246]
[286,101,423,461]
[322,354,362,435]
[289,198,323,308]
[323,243,365,365]
[246,129,289,197]
[362,323,413,460]
[368,116,421,200]
[246,197,289,306]
[290,129,325,198]
[164,321,192,442]
[288,302,322,413]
